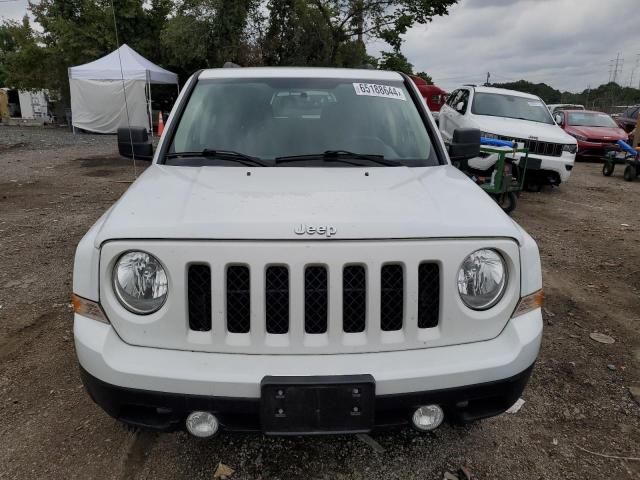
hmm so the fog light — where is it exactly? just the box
[186,411,219,438]
[411,405,444,432]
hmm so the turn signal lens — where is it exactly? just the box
[71,294,109,324]
[511,290,544,318]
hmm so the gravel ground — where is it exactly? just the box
[0,124,116,151]
[0,128,638,479]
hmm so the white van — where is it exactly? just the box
[439,86,577,190]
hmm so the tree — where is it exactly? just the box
[0,16,46,90]
[1,0,176,102]
[262,0,458,67]
[378,50,413,74]
[415,71,433,84]
[307,0,459,63]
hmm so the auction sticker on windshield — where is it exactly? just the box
[353,83,406,101]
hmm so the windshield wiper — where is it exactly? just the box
[165,149,270,167]
[275,150,400,167]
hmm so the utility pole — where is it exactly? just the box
[609,52,624,83]
[585,84,591,108]
[629,54,640,87]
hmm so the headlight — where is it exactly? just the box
[113,251,168,314]
[457,249,507,310]
[563,144,577,154]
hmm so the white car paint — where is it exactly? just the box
[73,68,542,413]
[439,86,577,185]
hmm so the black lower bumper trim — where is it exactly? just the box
[79,364,534,434]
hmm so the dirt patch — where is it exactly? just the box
[0,133,638,479]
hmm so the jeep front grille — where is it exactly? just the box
[188,261,440,335]
[497,135,564,157]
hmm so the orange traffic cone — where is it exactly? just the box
[157,111,165,136]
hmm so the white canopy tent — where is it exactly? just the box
[69,44,178,134]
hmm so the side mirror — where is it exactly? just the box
[456,101,466,113]
[449,128,481,160]
[554,114,563,125]
[117,127,153,161]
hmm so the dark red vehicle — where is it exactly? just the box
[410,76,447,121]
[554,110,629,159]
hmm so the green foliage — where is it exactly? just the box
[1,0,459,105]
[378,50,413,75]
[490,80,562,104]
[491,79,640,112]
[262,0,458,67]
[415,71,433,84]
[0,16,47,90]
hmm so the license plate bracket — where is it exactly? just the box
[260,375,375,435]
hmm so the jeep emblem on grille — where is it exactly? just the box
[294,224,337,237]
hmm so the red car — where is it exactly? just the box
[554,110,629,159]
[410,76,447,121]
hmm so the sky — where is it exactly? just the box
[1,0,639,93]
[392,0,640,92]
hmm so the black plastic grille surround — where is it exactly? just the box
[304,266,328,334]
[418,263,440,328]
[226,266,251,333]
[265,266,289,334]
[188,264,212,332]
[343,265,366,333]
[380,264,404,331]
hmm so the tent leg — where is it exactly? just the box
[147,76,154,138]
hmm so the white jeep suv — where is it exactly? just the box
[73,67,543,437]
[439,86,577,190]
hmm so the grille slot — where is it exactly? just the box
[304,266,328,334]
[343,265,366,333]
[380,264,404,331]
[226,266,250,333]
[418,263,440,328]
[188,264,212,332]
[265,266,289,334]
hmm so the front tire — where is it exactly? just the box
[623,165,637,182]
[602,162,614,176]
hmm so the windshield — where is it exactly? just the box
[167,77,438,166]
[472,92,554,125]
[567,112,618,128]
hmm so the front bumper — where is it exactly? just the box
[577,141,620,159]
[75,309,542,432]
[512,152,575,183]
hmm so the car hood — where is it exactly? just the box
[474,115,576,144]
[566,125,628,140]
[94,165,523,244]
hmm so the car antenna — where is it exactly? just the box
[110,0,137,178]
